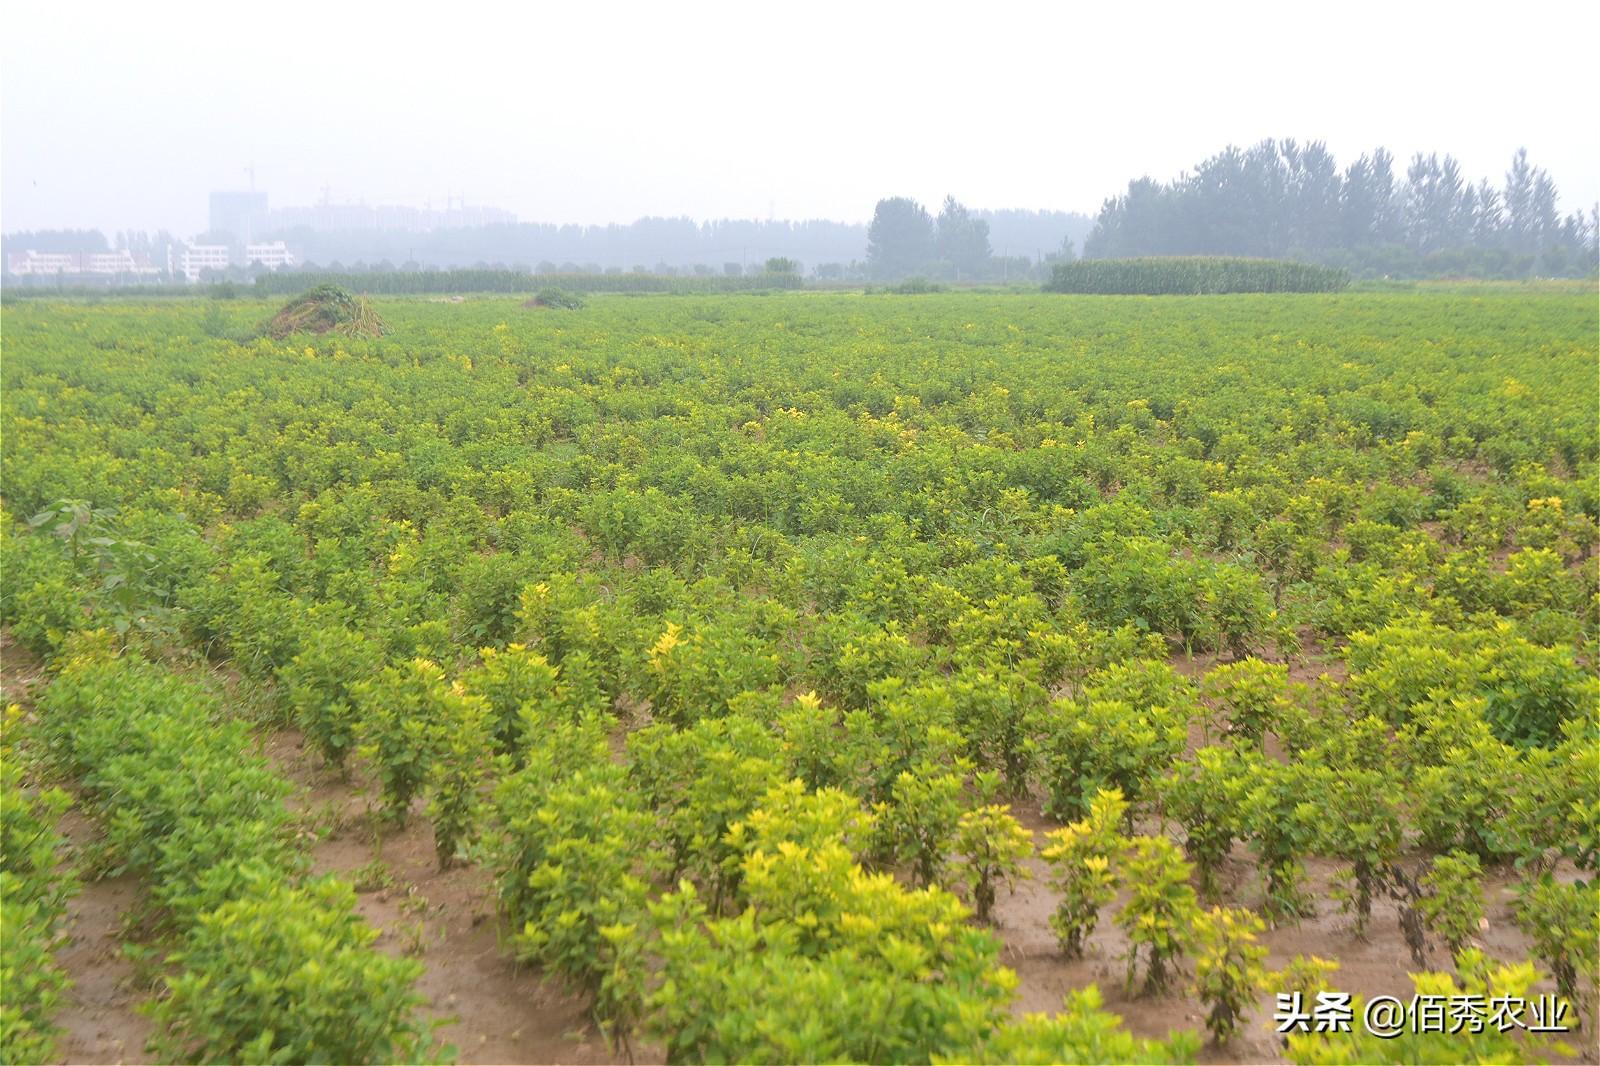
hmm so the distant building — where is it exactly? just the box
[179,244,231,282]
[6,251,80,275]
[85,250,159,275]
[6,249,159,277]
[210,190,269,243]
[244,241,295,270]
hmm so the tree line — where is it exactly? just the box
[1082,141,1596,277]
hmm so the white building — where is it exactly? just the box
[244,241,295,270]
[6,251,80,275]
[6,249,159,277]
[85,250,160,276]
[179,244,231,282]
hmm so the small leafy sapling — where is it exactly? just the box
[954,782,1035,923]
[1160,744,1258,900]
[1200,657,1292,748]
[1117,834,1201,995]
[426,681,491,869]
[460,643,560,755]
[1041,788,1126,958]
[1242,762,1322,925]
[1191,906,1268,1044]
[0,707,75,1066]
[1514,875,1598,1012]
[776,691,849,789]
[963,985,1201,1064]
[1275,954,1341,999]
[148,876,433,1064]
[872,763,968,888]
[1417,851,1486,956]
[1319,767,1404,936]
[353,659,453,825]
[1033,698,1186,822]
[282,624,381,773]
[509,773,656,1044]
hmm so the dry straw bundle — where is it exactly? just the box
[263,285,387,339]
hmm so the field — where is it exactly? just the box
[2,287,1597,1064]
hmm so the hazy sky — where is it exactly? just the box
[4,0,1597,236]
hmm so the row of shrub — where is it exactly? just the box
[0,707,75,1063]
[32,639,438,1063]
[1044,256,1350,294]
[253,270,804,296]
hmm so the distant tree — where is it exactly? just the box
[1503,148,1538,254]
[764,257,801,274]
[1080,138,1588,278]
[724,262,743,277]
[1402,153,1470,253]
[867,197,935,279]
[1284,140,1341,253]
[1467,180,1503,246]
[935,196,992,279]
[1,228,110,255]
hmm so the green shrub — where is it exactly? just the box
[1040,788,1126,957]
[1191,906,1267,1044]
[461,643,563,756]
[872,765,969,888]
[150,873,433,1064]
[1513,875,1598,1010]
[1117,835,1200,994]
[954,800,1035,923]
[1418,851,1486,956]
[1160,745,1259,899]
[354,659,469,824]
[0,711,74,1064]
[281,624,381,771]
[649,832,1013,1063]
[529,287,586,310]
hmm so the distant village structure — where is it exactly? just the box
[6,248,161,278]
[4,188,516,284]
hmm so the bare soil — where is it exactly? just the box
[51,814,155,1065]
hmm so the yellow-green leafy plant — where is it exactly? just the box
[1191,906,1268,1043]
[353,658,458,824]
[425,681,491,869]
[954,797,1035,923]
[1116,834,1201,994]
[1417,851,1486,956]
[1041,788,1126,958]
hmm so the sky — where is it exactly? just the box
[3,0,1597,237]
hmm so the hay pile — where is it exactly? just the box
[263,285,387,339]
